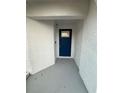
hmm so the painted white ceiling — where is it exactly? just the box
[27,0,85,2]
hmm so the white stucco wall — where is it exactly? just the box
[26,36,32,73]
[55,21,77,58]
[27,18,55,74]
[26,0,89,19]
[74,21,84,67]
[79,0,97,93]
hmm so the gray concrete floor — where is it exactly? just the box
[26,58,88,93]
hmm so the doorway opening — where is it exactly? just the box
[54,20,79,59]
[59,29,72,57]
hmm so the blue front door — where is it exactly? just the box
[59,29,72,56]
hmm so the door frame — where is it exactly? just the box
[59,29,72,58]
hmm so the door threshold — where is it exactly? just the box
[57,57,73,59]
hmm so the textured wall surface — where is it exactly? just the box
[26,36,32,73]
[27,18,55,74]
[74,21,83,67]
[79,0,97,93]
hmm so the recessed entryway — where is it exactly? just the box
[26,0,97,93]
[55,20,78,58]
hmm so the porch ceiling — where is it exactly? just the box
[27,16,85,20]
[26,0,84,2]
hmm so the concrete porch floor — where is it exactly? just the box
[26,58,88,93]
